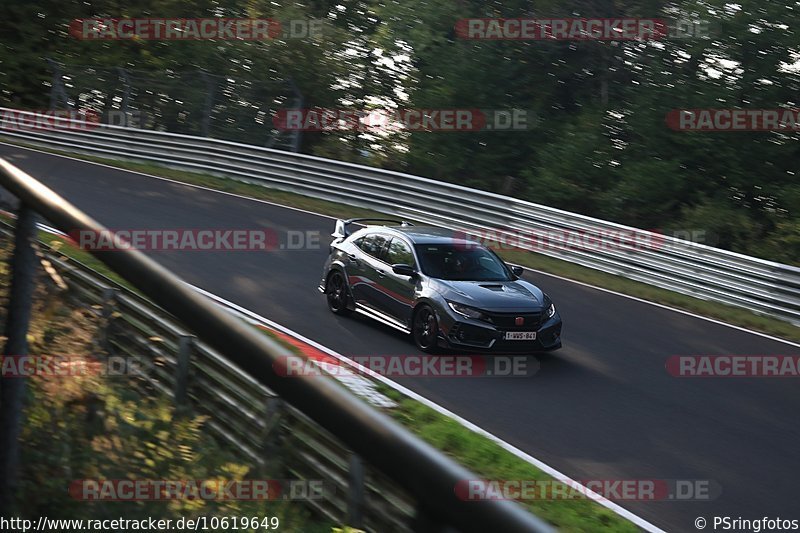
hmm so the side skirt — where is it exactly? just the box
[354,304,411,334]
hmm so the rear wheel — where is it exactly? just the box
[413,305,440,353]
[326,271,351,315]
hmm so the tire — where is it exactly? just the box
[325,271,352,315]
[412,304,440,353]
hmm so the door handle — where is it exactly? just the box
[347,253,358,262]
[376,270,386,278]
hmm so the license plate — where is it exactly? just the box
[504,331,537,341]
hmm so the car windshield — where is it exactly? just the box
[414,244,512,281]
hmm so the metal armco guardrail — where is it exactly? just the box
[0,158,553,532]
[19,232,412,531]
[1,107,799,326]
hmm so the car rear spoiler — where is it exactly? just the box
[331,218,414,239]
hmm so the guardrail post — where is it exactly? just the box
[200,71,217,137]
[174,335,194,409]
[0,204,37,514]
[46,58,70,111]
[258,396,285,475]
[100,287,119,352]
[347,453,365,529]
[117,67,131,118]
[289,79,303,152]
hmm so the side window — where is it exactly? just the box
[386,238,416,266]
[355,234,374,253]
[357,233,389,260]
[370,235,389,260]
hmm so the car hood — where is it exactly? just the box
[432,278,545,311]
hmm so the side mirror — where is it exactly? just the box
[392,264,416,277]
[509,265,524,277]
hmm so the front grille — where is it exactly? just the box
[449,323,495,346]
[487,312,541,330]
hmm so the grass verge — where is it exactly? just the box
[382,388,638,532]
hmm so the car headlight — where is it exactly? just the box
[447,301,489,321]
[546,302,556,318]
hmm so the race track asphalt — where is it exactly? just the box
[2,143,799,532]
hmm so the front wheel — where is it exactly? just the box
[325,271,351,315]
[413,305,440,353]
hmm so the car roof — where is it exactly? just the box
[355,224,478,245]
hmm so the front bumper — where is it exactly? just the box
[438,311,562,353]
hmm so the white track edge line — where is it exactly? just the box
[0,141,335,221]
[190,284,666,533]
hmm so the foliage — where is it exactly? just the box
[1,0,798,261]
